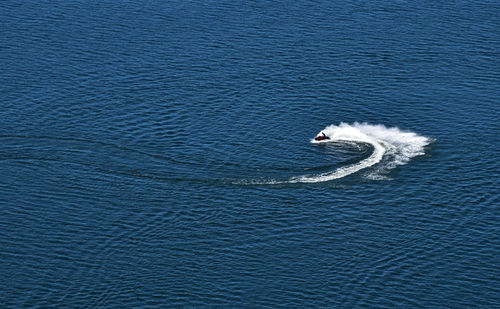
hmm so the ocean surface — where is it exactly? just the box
[1,1,499,307]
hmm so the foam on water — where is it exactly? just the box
[293,122,430,183]
[243,123,430,185]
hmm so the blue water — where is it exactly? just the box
[1,1,499,307]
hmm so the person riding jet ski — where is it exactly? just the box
[315,132,330,141]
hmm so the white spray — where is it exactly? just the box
[237,122,430,185]
[291,122,430,183]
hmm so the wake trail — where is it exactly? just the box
[243,122,431,185]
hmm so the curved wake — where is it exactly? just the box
[244,123,430,185]
[296,123,430,183]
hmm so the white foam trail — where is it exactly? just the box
[290,122,430,183]
[234,123,430,185]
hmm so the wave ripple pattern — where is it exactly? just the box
[1,0,499,308]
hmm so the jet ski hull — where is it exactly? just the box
[314,136,330,141]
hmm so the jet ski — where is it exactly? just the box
[315,132,330,141]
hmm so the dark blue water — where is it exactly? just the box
[1,1,499,307]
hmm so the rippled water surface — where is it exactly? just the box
[1,1,499,307]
